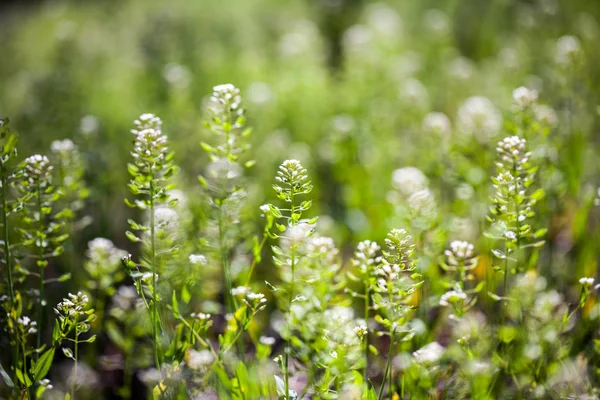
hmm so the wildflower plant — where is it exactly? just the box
[53,292,96,399]
[199,83,254,316]
[266,159,317,399]
[50,139,91,271]
[123,113,178,373]
[14,153,69,350]
[371,228,422,399]
[487,135,545,322]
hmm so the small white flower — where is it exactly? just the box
[259,336,276,346]
[439,290,468,307]
[189,254,207,265]
[579,277,595,289]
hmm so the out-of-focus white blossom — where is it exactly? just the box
[456,96,502,141]
[392,167,428,197]
[512,86,538,109]
[423,112,451,138]
[413,342,444,364]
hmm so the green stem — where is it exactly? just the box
[72,325,79,399]
[149,182,161,373]
[1,173,14,304]
[378,328,395,400]
[284,248,295,400]
[1,171,19,378]
[218,204,234,315]
[501,242,509,327]
[36,181,44,355]
[363,283,370,385]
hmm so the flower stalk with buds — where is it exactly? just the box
[124,113,178,372]
[53,292,96,399]
[199,83,254,317]
[15,153,69,352]
[487,136,545,324]
[266,159,316,400]
[372,229,422,399]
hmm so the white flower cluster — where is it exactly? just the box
[456,96,502,141]
[374,263,402,291]
[112,286,139,311]
[190,312,211,321]
[276,159,308,187]
[307,236,338,264]
[413,341,444,364]
[439,289,467,307]
[555,35,582,67]
[50,139,76,155]
[55,292,90,319]
[153,206,179,234]
[232,286,267,310]
[209,83,243,118]
[22,154,53,183]
[422,112,451,138]
[131,113,168,162]
[353,240,380,275]
[579,277,595,289]
[512,86,538,109]
[17,315,38,335]
[496,136,531,172]
[392,167,428,197]
[189,254,207,265]
[186,349,214,370]
[407,188,438,219]
[445,240,476,267]
[85,238,127,276]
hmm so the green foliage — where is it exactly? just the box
[2,1,600,399]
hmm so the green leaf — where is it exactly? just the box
[125,231,140,243]
[488,292,501,302]
[275,223,286,232]
[498,326,517,343]
[181,285,191,304]
[200,142,214,153]
[33,348,55,382]
[172,291,180,317]
[235,362,249,395]
[0,361,14,388]
[368,345,379,355]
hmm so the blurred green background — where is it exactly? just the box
[1,0,600,295]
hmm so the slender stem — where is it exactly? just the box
[363,283,370,385]
[149,182,161,373]
[1,173,14,303]
[218,204,234,315]
[72,327,79,399]
[284,248,295,400]
[501,241,509,327]
[378,328,395,400]
[244,235,267,287]
[36,181,44,355]
[1,172,19,378]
